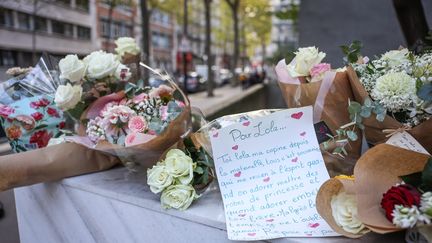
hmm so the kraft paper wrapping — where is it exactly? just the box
[316,177,367,238]
[0,143,120,191]
[276,60,362,176]
[92,105,191,167]
[346,66,432,154]
[354,144,430,233]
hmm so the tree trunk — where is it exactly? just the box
[140,0,150,85]
[204,0,214,97]
[225,0,240,86]
[107,1,114,51]
[393,0,429,49]
[182,0,189,95]
[261,41,266,63]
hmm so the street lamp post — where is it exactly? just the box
[182,0,189,95]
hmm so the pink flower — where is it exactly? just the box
[102,105,135,125]
[310,63,331,82]
[0,104,15,118]
[160,106,168,121]
[128,116,148,133]
[133,93,148,104]
[176,101,186,108]
[149,84,174,99]
[124,132,155,147]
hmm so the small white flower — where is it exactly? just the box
[420,192,432,219]
[164,149,195,185]
[371,72,417,112]
[84,51,119,79]
[160,184,199,210]
[47,135,67,146]
[392,205,421,228]
[115,37,140,57]
[59,54,86,83]
[147,165,173,193]
[287,46,326,77]
[54,83,82,111]
[331,191,369,235]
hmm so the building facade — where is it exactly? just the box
[0,0,99,79]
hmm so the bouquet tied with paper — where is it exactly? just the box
[275,46,363,176]
[0,37,191,191]
[316,143,432,241]
[344,43,432,154]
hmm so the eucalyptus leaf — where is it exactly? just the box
[348,102,362,114]
[194,166,204,174]
[346,130,358,141]
[376,113,386,122]
[400,172,423,188]
[360,106,372,118]
[421,158,432,189]
[418,83,432,101]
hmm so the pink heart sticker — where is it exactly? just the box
[291,157,298,163]
[247,233,256,237]
[300,131,306,136]
[232,145,239,150]
[212,132,219,138]
[265,219,274,222]
[242,121,250,126]
[291,112,303,119]
[238,213,246,217]
[308,223,320,228]
[234,171,242,177]
[263,177,270,182]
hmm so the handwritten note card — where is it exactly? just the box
[386,131,430,155]
[210,106,338,241]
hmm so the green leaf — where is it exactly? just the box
[376,113,386,122]
[346,130,358,141]
[364,98,372,107]
[348,102,362,114]
[421,158,432,188]
[67,101,87,121]
[418,83,432,101]
[360,106,372,118]
[194,166,204,174]
[400,172,423,188]
[33,124,48,130]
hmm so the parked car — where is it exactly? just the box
[177,72,206,93]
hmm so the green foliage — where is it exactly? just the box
[418,83,432,102]
[183,137,214,186]
[323,98,386,157]
[340,40,363,64]
[401,158,432,192]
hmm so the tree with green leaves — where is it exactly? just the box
[224,0,240,84]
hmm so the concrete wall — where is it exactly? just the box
[298,0,432,66]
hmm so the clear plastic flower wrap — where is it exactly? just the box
[0,56,65,153]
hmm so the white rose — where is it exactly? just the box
[147,165,173,193]
[59,54,86,83]
[54,83,82,111]
[331,191,369,235]
[164,149,195,185]
[84,51,119,79]
[381,48,409,66]
[160,184,199,210]
[115,64,132,81]
[115,37,140,57]
[288,46,326,77]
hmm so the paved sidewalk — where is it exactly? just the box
[188,84,265,118]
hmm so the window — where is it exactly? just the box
[77,26,91,40]
[34,16,47,32]
[100,19,110,38]
[17,12,31,30]
[76,0,89,11]
[120,24,132,37]
[52,20,73,37]
[0,50,17,67]
[0,8,14,28]
[57,0,71,6]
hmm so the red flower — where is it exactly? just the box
[31,112,44,121]
[37,98,50,107]
[381,184,421,221]
[47,107,60,118]
[58,121,66,129]
[29,130,52,148]
[30,98,50,109]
